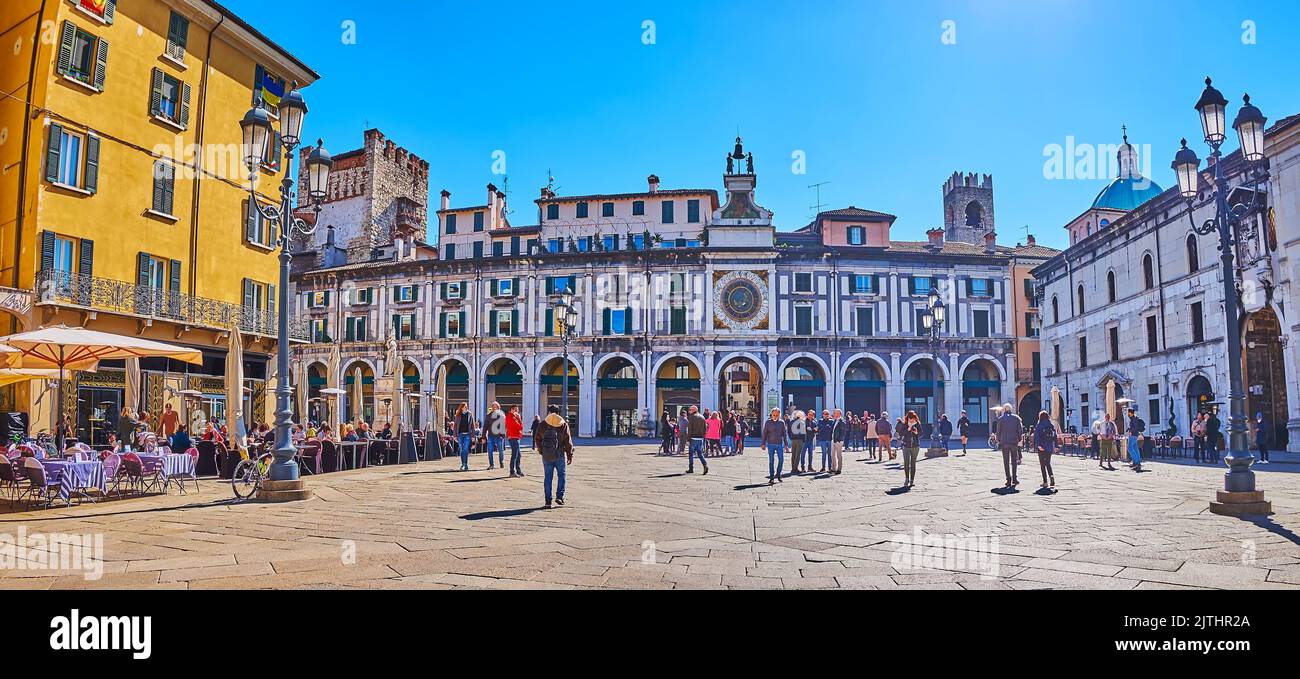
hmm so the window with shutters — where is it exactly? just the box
[511,237,521,255]
[75,0,115,23]
[602,202,614,217]
[150,161,176,217]
[164,11,188,62]
[1025,313,1040,338]
[252,64,286,114]
[393,314,416,340]
[309,319,329,343]
[632,201,645,216]
[608,308,628,335]
[152,70,188,126]
[472,242,483,259]
[491,241,504,257]
[547,238,562,253]
[793,272,813,293]
[66,24,101,87]
[393,285,416,303]
[973,310,990,338]
[444,244,455,260]
[446,313,462,338]
[968,278,992,298]
[687,199,700,223]
[354,288,374,305]
[629,233,646,251]
[307,290,329,308]
[495,279,514,297]
[445,282,463,300]
[344,316,367,342]
[794,304,813,336]
[856,307,874,337]
[575,202,589,219]
[46,125,98,193]
[601,235,618,252]
[261,129,282,172]
[847,226,865,245]
[495,312,512,337]
[473,211,484,231]
[546,204,559,220]
[53,236,76,274]
[661,201,674,224]
[445,213,457,234]
[852,273,877,294]
[670,307,686,335]
[244,200,274,248]
[909,276,933,297]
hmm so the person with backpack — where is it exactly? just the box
[506,405,525,477]
[484,401,507,471]
[535,405,574,509]
[1126,408,1145,472]
[686,405,708,475]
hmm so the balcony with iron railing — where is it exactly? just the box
[35,269,308,341]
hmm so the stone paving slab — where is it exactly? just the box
[2,443,1298,589]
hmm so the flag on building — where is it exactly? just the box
[255,65,285,109]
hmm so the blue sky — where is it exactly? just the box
[225,0,1300,249]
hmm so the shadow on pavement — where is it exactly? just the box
[991,487,1019,495]
[1242,516,1300,547]
[886,486,911,495]
[460,507,545,520]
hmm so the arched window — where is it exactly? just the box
[1077,285,1086,314]
[1100,219,1110,228]
[1186,235,1200,272]
[1107,271,1117,304]
[1143,254,1155,289]
[1052,296,1060,324]
[965,201,984,227]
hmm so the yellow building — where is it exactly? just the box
[0,0,318,443]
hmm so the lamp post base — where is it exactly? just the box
[1209,490,1272,516]
[256,478,314,503]
[925,445,949,459]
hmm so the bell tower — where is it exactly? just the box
[942,172,995,244]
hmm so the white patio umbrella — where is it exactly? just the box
[351,366,363,424]
[1105,380,1117,423]
[124,357,141,415]
[320,387,345,436]
[1050,385,1061,428]
[0,325,201,448]
[225,326,246,449]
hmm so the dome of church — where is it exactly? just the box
[1091,130,1164,211]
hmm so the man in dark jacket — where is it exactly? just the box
[535,405,574,509]
[994,404,1024,488]
[829,409,848,475]
[1255,412,1271,464]
[1126,408,1145,471]
[686,405,708,475]
[817,410,835,473]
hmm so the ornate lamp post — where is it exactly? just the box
[1170,77,1272,515]
[239,86,333,483]
[920,289,947,457]
[556,291,580,430]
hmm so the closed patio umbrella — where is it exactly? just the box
[225,326,246,450]
[124,357,141,415]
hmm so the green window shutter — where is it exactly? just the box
[511,309,519,336]
[439,282,447,299]
[40,232,55,272]
[392,315,401,338]
[152,162,165,212]
[78,239,93,276]
[411,285,419,302]
[391,286,398,303]
[439,313,446,338]
[602,307,611,335]
[179,82,192,128]
[242,278,254,309]
[625,306,633,335]
[136,252,150,286]
[168,259,181,294]
[512,277,520,297]
[459,312,466,337]
[83,135,99,193]
[93,38,108,90]
[268,284,276,318]
[149,68,163,117]
[461,281,468,299]
[163,164,175,214]
[45,124,62,183]
[56,22,74,76]
[244,200,259,243]
[489,279,497,296]
[544,309,553,337]
[489,310,498,337]
[545,277,553,295]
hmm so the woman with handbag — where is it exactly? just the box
[1033,411,1057,489]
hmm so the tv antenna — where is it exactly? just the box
[808,181,831,217]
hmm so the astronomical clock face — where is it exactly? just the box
[714,271,769,331]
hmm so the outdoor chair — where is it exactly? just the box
[195,441,220,477]
[319,440,339,472]
[119,454,145,496]
[138,455,165,494]
[0,461,19,507]
[20,458,60,509]
[102,454,123,498]
[368,440,388,466]
[297,441,322,475]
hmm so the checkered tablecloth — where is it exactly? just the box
[40,460,105,502]
[137,453,194,480]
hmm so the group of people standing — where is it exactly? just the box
[659,407,750,458]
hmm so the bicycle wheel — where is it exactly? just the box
[231,458,261,500]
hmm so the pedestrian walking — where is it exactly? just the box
[506,405,525,477]
[1254,412,1271,463]
[938,414,953,452]
[817,409,834,473]
[454,403,473,471]
[484,401,507,470]
[1206,411,1223,462]
[535,405,574,509]
[721,412,736,455]
[1033,411,1057,489]
[877,412,894,461]
[705,411,723,457]
[761,408,789,484]
[957,411,971,455]
[677,410,690,456]
[899,411,922,487]
[1126,408,1145,472]
[788,410,807,474]
[1098,412,1119,471]
[686,405,708,475]
[530,414,542,449]
[830,409,847,474]
[994,403,1024,488]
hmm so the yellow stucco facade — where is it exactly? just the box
[0,0,318,438]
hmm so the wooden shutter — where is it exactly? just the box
[56,22,74,76]
[489,279,497,297]
[511,309,519,336]
[83,135,99,193]
[244,200,259,243]
[544,309,553,336]
[149,68,164,117]
[459,312,466,338]
[439,282,447,299]
[439,313,447,338]
[512,278,520,297]
[545,277,553,295]
[40,232,55,272]
[93,38,108,90]
[137,252,150,286]
[602,307,611,335]
[45,124,62,183]
[168,259,181,316]
[104,0,117,24]
[78,239,94,277]
[411,285,419,302]
[242,278,254,310]
[179,82,192,128]
[624,306,633,335]
[152,162,165,212]
[488,310,498,337]
[268,284,276,319]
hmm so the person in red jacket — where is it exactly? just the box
[506,405,525,477]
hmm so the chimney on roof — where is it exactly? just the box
[540,186,555,200]
[647,174,660,193]
[926,228,945,251]
[984,231,998,253]
[440,190,450,211]
[487,183,499,229]
[1026,233,1036,246]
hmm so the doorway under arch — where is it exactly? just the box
[718,356,764,434]
[598,356,639,437]
[539,357,580,430]
[843,358,885,416]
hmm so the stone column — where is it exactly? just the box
[946,351,962,418]
[887,351,903,417]
[580,350,594,437]
[1002,352,1018,411]
[831,349,842,409]
[702,349,717,411]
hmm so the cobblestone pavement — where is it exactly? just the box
[3,443,1299,589]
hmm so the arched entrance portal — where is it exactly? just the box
[656,357,700,422]
[1186,376,1214,430]
[598,357,638,437]
[485,358,523,416]
[401,360,421,426]
[961,360,1001,439]
[718,357,763,433]
[1018,390,1041,428]
[343,361,375,425]
[306,363,327,425]
[436,360,470,422]
[904,359,944,428]
[1244,308,1288,450]
[781,358,825,414]
[539,357,579,430]
[843,358,885,416]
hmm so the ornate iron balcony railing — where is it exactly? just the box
[35,269,307,340]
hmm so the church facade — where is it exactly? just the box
[291,139,1054,438]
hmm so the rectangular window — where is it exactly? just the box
[393,285,416,303]
[53,236,76,273]
[856,307,874,337]
[794,304,813,336]
[575,237,589,253]
[608,308,627,335]
[445,213,457,234]
[848,226,865,245]
[446,282,463,299]
[546,204,559,220]
[670,307,686,335]
[969,278,992,297]
[632,201,645,216]
[1146,315,1158,354]
[495,312,512,337]
[446,313,461,339]
[687,199,700,223]
[547,238,563,253]
[495,279,514,297]
[794,272,813,293]
[1025,313,1040,337]
[310,319,329,343]
[910,276,933,296]
[576,202,589,219]
[252,64,285,112]
[472,211,484,232]
[491,241,504,257]
[472,242,483,259]
[345,316,367,342]
[661,201,674,224]
[245,200,274,247]
[630,233,646,251]
[151,161,175,215]
[602,235,618,252]
[973,310,990,338]
[852,273,876,294]
[68,25,98,85]
[1191,302,1205,343]
[601,202,614,217]
[915,308,929,337]
[511,236,521,256]
[1109,326,1119,361]
[165,11,188,61]
[1053,344,1061,373]
[1078,336,1088,368]
[54,128,83,187]
[444,244,455,260]
[157,71,182,122]
[393,314,416,340]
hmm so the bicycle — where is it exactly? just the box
[231,450,274,500]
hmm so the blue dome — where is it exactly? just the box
[1091,176,1164,211]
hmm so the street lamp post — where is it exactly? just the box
[239,86,333,483]
[1170,77,1272,515]
[921,289,947,457]
[556,291,580,430]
